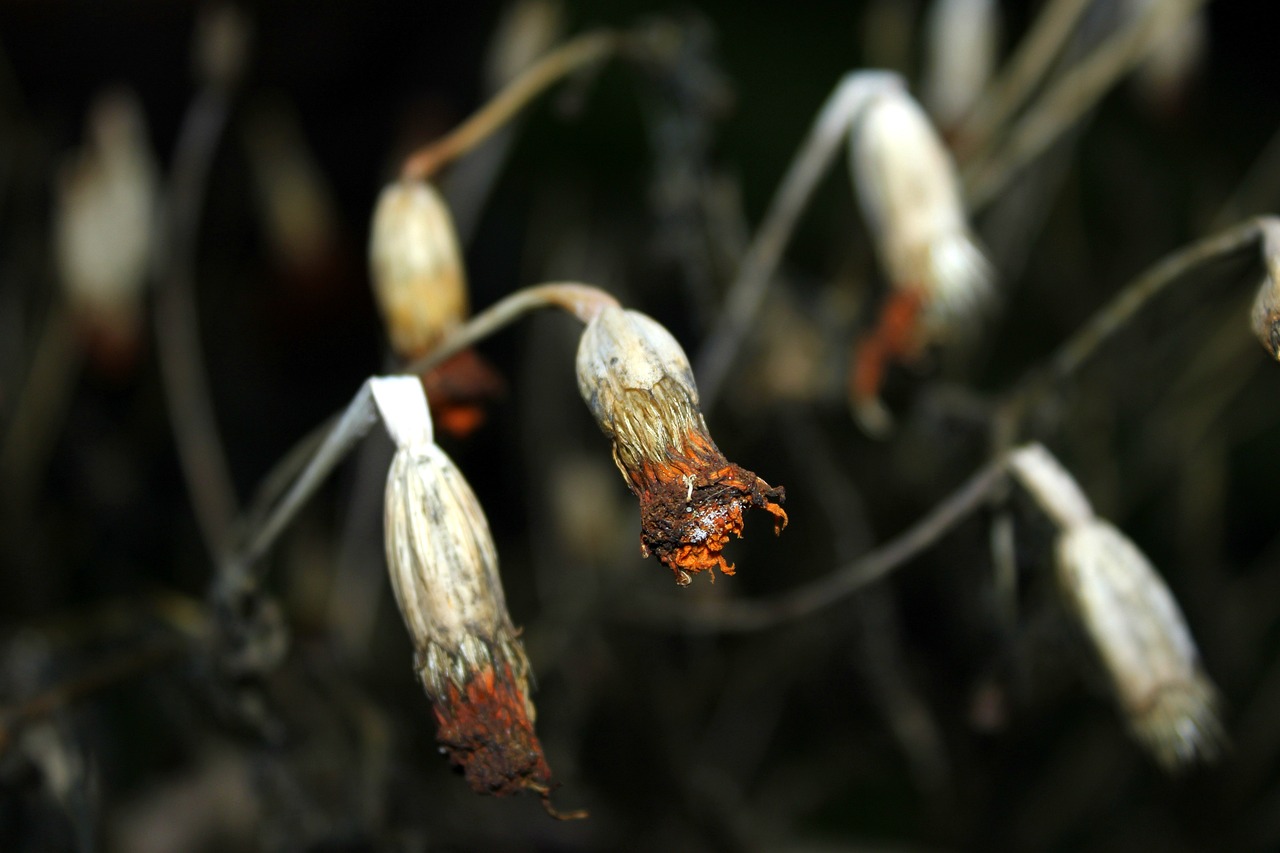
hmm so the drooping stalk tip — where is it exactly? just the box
[576,305,786,585]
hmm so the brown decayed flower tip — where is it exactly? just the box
[383,439,582,817]
[576,305,786,585]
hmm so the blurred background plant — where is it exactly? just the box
[3,0,1280,850]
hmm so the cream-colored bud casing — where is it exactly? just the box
[850,91,992,338]
[1056,519,1222,769]
[369,180,468,359]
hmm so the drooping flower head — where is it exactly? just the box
[375,378,557,803]
[576,305,786,585]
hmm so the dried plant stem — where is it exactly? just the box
[225,283,619,584]
[963,0,1211,211]
[155,85,238,561]
[953,0,1093,164]
[1000,216,1280,434]
[404,282,619,375]
[0,301,79,509]
[695,71,903,410]
[0,638,186,756]
[401,30,620,182]
[625,456,1008,633]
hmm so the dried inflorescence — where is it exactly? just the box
[577,305,786,585]
[375,378,569,811]
[1008,443,1223,770]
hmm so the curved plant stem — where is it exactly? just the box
[623,456,1008,633]
[403,282,619,376]
[694,71,903,411]
[401,30,621,182]
[998,216,1280,438]
[155,84,238,561]
[953,0,1093,164]
[963,0,1211,211]
[224,283,619,586]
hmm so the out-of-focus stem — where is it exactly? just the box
[953,0,1093,164]
[694,71,903,411]
[999,216,1280,435]
[963,0,1210,211]
[401,30,620,182]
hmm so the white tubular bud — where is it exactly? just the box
[369,180,468,359]
[850,90,993,340]
[383,436,551,797]
[921,0,1000,129]
[1007,443,1095,530]
[1056,520,1223,770]
[55,88,158,368]
[576,305,786,585]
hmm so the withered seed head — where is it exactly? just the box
[384,439,551,798]
[849,89,992,342]
[1056,519,1223,770]
[576,305,786,585]
[369,180,469,360]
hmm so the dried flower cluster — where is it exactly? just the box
[576,305,786,585]
[1008,444,1223,769]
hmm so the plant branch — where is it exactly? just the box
[963,0,1211,211]
[999,216,1280,434]
[401,29,621,182]
[953,0,1093,164]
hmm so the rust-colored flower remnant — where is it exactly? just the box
[847,88,992,434]
[375,378,577,816]
[576,305,787,585]
[369,180,503,437]
[1009,444,1223,770]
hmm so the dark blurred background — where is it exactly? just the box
[3,1,1280,850]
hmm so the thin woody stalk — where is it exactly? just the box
[963,0,1211,211]
[999,216,1280,438]
[401,30,620,181]
[404,282,620,375]
[952,0,1092,163]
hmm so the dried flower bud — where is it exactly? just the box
[921,0,1000,130]
[369,180,469,360]
[1130,0,1207,114]
[55,88,158,373]
[484,0,565,91]
[576,305,786,585]
[1056,519,1223,769]
[383,436,550,798]
[1251,267,1280,361]
[849,90,992,341]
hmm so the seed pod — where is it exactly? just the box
[55,88,158,373]
[921,0,1000,130]
[1056,519,1223,770]
[576,305,786,585]
[384,439,551,798]
[849,90,992,342]
[369,180,469,360]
